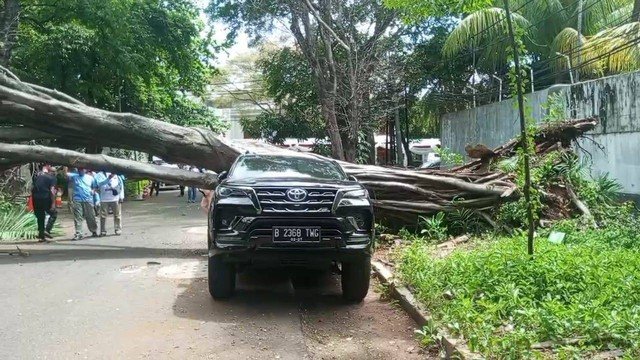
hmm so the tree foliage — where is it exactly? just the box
[10,0,223,131]
[208,0,400,161]
[240,47,325,143]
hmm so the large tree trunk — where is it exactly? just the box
[0,143,218,188]
[0,71,598,225]
[0,73,239,171]
[320,94,345,160]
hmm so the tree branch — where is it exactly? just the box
[0,143,218,189]
[303,0,350,52]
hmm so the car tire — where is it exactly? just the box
[341,257,371,303]
[208,255,236,300]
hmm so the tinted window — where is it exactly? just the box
[229,156,347,181]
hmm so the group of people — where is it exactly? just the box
[31,164,125,242]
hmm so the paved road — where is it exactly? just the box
[0,193,425,359]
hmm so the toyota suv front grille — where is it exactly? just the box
[255,188,337,213]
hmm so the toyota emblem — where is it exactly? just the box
[286,188,307,202]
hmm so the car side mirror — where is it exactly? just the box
[348,175,358,182]
[217,171,228,182]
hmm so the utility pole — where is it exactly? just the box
[503,0,536,256]
[576,0,583,83]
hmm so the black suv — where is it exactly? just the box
[207,153,374,302]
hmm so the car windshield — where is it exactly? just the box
[229,156,347,181]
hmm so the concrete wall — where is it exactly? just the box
[441,71,640,195]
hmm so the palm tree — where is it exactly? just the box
[443,0,634,81]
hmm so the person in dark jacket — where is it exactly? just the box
[31,164,57,241]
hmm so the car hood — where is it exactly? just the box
[222,178,361,189]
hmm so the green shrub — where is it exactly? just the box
[399,236,640,358]
[124,179,150,198]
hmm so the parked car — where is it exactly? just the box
[207,153,374,302]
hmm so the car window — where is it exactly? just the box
[229,156,347,181]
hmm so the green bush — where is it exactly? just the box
[124,179,150,198]
[399,235,640,358]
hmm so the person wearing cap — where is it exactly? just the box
[65,167,98,240]
[31,164,57,242]
[94,171,124,236]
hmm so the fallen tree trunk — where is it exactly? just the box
[0,68,598,224]
[0,73,239,172]
[0,143,218,189]
[0,126,57,141]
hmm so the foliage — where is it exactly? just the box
[399,233,640,358]
[418,212,448,242]
[417,209,488,242]
[434,147,464,166]
[385,0,492,21]
[440,0,631,77]
[240,47,325,142]
[11,0,223,129]
[542,93,568,123]
[0,200,62,241]
[124,180,151,198]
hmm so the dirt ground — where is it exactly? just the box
[0,192,430,359]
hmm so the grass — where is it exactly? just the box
[398,230,640,359]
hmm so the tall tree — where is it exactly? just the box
[208,0,400,161]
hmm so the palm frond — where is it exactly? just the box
[583,0,634,35]
[443,7,531,59]
[591,2,633,33]
[0,207,62,241]
[586,21,640,73]
[0,208,38,241]
[551,27,602,75]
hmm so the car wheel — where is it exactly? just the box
[208,255,236,299]
[341,257,371,303]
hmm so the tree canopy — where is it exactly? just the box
[9,0,224,132]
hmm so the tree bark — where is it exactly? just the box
[0,143,218,189]
[0,79,240,171]
[0,126,57,141]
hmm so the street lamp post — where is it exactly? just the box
[492,75,503,101]
[556,52,574,84]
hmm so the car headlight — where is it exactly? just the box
[216,186,251,198]
[343,189,369,198]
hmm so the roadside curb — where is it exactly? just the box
[371,260,484,360]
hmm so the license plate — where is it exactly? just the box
[272,226,321,243]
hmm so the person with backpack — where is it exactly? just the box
[31,164,57,242]
[94,171,124,236]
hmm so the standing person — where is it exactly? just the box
[31,164,57,242]
[151,181,160,196]
[187,166,199,203]
[95,171,124,236]
[177,164,185,197]
[66,167,98,240]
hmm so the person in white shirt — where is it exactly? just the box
[94,171,124,236]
